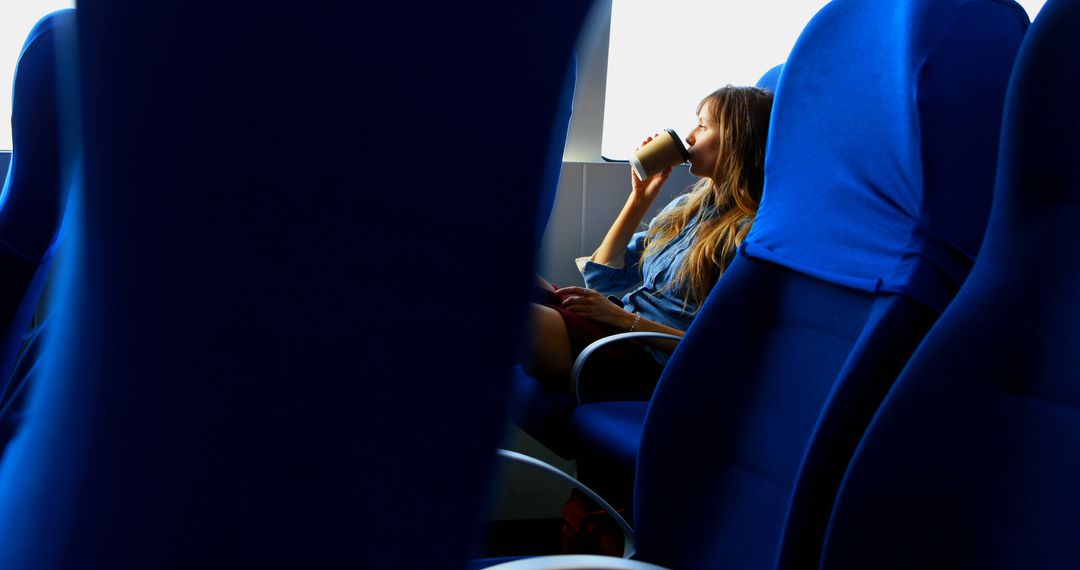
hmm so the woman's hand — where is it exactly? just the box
[630,135,673,205]
[554,286,635,330]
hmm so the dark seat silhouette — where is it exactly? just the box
[0,9,79,415]
[820,0,1080,566]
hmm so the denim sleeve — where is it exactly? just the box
[574,193,689,296]
[574,227,647,297]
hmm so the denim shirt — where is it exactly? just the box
[575,194,704,362]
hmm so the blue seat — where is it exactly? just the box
[534,51,577,251]
[560,0,1028,562]
[0,2,593,568]
[0,9,78,412]
[0,314,51,460]
[820,0,1080,566]
[755,63,783,92]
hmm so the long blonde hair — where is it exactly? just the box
[641,85,773,310]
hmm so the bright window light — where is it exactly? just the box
[602,0,826,161]
[1015,0,1048,20]
[601,0,1048,162]
[1,1,76,152]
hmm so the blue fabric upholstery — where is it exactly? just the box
[633,256,886,567]
[820,0,1080,566]
[744,0,1028,312]
[774,291,936,567]
[507,365,578,458]
[0,315,50,461]
[755,63,783,92]
[568,401,647,503]
[0,3,592,568]
[534,52,577,250]
[629,0,1023,567]
[0,9,78,410]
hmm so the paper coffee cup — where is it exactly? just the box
[630,128,690,180]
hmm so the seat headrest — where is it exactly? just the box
[743,0,1028,311]
[990,0,1080,232]
[755,63,783,92]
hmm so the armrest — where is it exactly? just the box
[483,554,672,569]
[496,449,635,559]
[570,332,682,405]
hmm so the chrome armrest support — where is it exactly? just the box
[570,332,682,405]
[484,554,672,569]
[495,449,635,559]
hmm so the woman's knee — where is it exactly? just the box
[524,304,573,381]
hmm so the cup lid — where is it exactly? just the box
[663,128,691,161]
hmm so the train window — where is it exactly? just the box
[601,0,1048,162]
[1,1,76,151]
[1016,0,1049,19]
[601,0,828,161]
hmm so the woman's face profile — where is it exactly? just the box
[686,103,721,178]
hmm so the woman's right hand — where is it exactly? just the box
[631,135,672,204]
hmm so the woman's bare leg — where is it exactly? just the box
[522,303,573,383]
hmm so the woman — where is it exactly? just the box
[525,85,773,393]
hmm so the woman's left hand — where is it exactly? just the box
[554,286,634,330]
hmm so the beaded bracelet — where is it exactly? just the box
[629,312,642,332]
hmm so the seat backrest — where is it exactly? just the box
[0,3,592,568]
[755,63,783,92]
[534,51,577,250]
[0,314,51,461]
[0,9,78,405]
[630,0,1028,568]
[821,0,1080,566]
